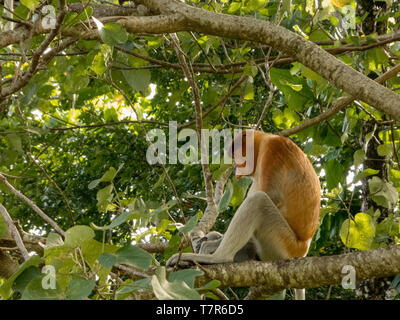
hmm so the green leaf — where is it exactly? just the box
[21,277,64,300]
[6,134,23,153]
[0,214,7,239]
[66,278,96,300]
[168,269,204,288]
[177,213,199,234]
[353,149,366,168]
[230,176,252,208]
[90,52,107,76]
[376,214,399,238]
[122,69,151,93]
[100,167,118,182]
[377,144,393,157]
[14,4,30,20]
[319,202,339,219]
[218,180,233,212]
[65,7,93,28]
[153,172,166,189]
[246,0,267,11]
[164,234,181,260]
[115,245,152,270]
[0,255,41,299]
[300,66,323,82]
[96,184,113,211]
[197,279,221,291]
[12,266,42,294]
[340,213,375,250]
[64,225,95,248]
[367,48,389,71]
[243,64,258,77]
[354,168,380,183]
[323,160,344,189]
[81,239,118,266]
[227,2,241,14]
[44,232,64,249]
[91,210,134,231]
[369,176,399,209]
[151,267,201,300]
[243,81,254,100]
[88,179,101,190]
[98,252,117,268]
[20,0,39,10]
[270,68,315,111]
[100,23,128,45]
[104,108,119,122]
[152,200,177,216]
[116,278,151,296]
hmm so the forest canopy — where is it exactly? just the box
[0,0,400,300]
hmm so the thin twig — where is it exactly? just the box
[278,63,400,137]
[0,173,65,236]
[27,152,75,225]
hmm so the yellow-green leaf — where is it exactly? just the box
[340,213,375,250]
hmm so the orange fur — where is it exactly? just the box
[230,130,320,258]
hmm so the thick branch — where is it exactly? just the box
[0,250,19,279]
[1,1,399,119]
[135,0,400,120]
[193,245,400,296]
[0,203,30,261]
[67,3,149,17]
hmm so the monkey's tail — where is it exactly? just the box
[294,288,305,300]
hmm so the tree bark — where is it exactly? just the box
[194,245,400,296]
[0,250,19,279]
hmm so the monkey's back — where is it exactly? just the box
[258,134,321,242]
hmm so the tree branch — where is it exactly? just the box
[2,0,399,120]
[193,245,400,296]
[170,33,219,246]
[0,203,30,261]
[278,62,400,137]
[133,0,400,120]
[0,173,65,237]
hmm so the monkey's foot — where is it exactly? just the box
[166,253,196,268]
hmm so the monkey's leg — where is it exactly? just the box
[249,193,309,300]
[167,191,303,266]
[167,192,263,266]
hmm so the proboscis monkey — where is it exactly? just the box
[167,130,321,300]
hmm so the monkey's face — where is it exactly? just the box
[228,130,263,178]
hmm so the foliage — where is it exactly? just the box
[0,0,399,300]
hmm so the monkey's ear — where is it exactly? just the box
[227,131,247,160]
